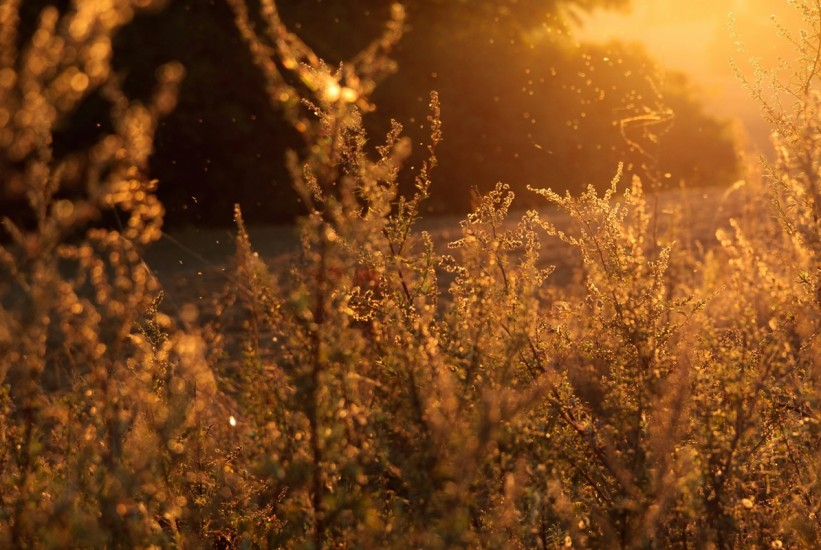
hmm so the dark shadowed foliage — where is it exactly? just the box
[3,0,736,228]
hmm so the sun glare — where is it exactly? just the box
[575,0,805,150]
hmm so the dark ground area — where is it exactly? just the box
[142,184,749,312]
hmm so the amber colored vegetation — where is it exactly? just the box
[1,0,819,548]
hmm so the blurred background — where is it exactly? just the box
[575,0,803,152]
[5,0,794,228]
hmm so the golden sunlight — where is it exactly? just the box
[575,0,804,150]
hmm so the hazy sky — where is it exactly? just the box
[574,0,806,150]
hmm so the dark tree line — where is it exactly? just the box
[4,0,736,227]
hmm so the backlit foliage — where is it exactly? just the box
[0,0,819,548]
[0,0,220,545]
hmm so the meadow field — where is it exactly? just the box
[1,0,819,548]
[145,184,747,301]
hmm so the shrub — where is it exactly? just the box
[0,1,228,546]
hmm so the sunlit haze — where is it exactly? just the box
[575,0,804,151]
